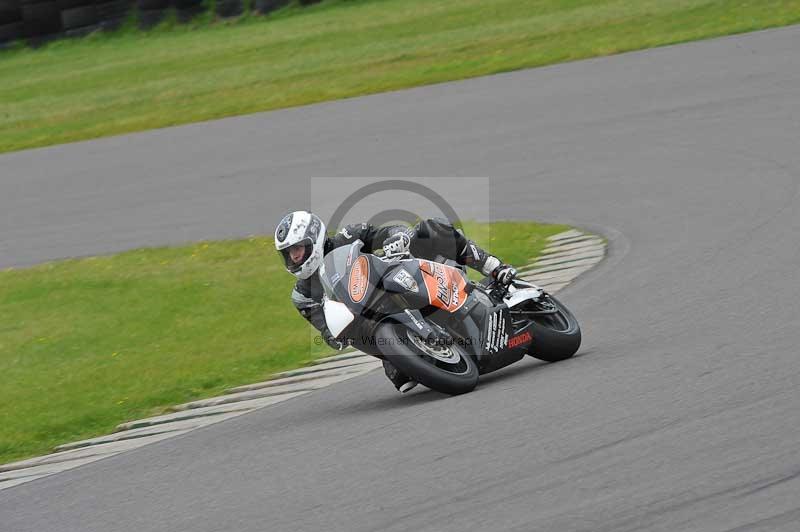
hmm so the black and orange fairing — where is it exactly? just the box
[418,260,468,313]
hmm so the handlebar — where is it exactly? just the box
[469,278,511,302]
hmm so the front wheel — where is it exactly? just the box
[375,322,479,395]
[525,295,582,363]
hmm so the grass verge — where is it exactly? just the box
[1,0,800,153]
[0,220,568,465]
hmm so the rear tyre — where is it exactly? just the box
[375,322,479,396]
[525,295,581,362]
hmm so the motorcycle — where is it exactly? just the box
[320,240,581,395]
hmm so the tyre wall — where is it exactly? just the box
[1,0,299,46]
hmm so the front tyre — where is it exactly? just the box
[375,322,479,395]
[526,295,581,363]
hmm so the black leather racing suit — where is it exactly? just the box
[291,218,501,340]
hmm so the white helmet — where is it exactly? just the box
[274,211,326,280]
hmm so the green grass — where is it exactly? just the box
[1,0,799,153]
[0,220,567,465]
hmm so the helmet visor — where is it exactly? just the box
[279,240,314,273]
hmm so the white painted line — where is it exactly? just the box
[540,238,604,254]
[518,246,603,273]
[116,393,311,431]
[523,269,589,285]
[176,387,314,410]
[0,474,54,490]
[517,252,605,275]
[56,414,247,452]
[522,256,603,276]
[523,266,592,279]
[547,229,584,241]
[311,351,372,365]
[0,431,194,491]
[176,362,381,411]
[0,431,191,474]
[532,249,605,268]
[537,243,605,259]
[274,356,377,378]
[0,456,109,483]
[541,234,598,248]
[226,365,372,394]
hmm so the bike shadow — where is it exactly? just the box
[477,348,594,386]
[339,383,446,415]
[339,348,596,416]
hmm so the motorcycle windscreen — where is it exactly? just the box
[418,260,468,313]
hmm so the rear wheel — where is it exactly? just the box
[520,295,581,362]
[375,322,479,395]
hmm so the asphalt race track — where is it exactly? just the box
[2,26,800,532]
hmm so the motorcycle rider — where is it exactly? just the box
[274,211,517,393]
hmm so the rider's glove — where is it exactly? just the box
[323,329,349,351]
[492,263,517,285]
[382,232,411,259]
